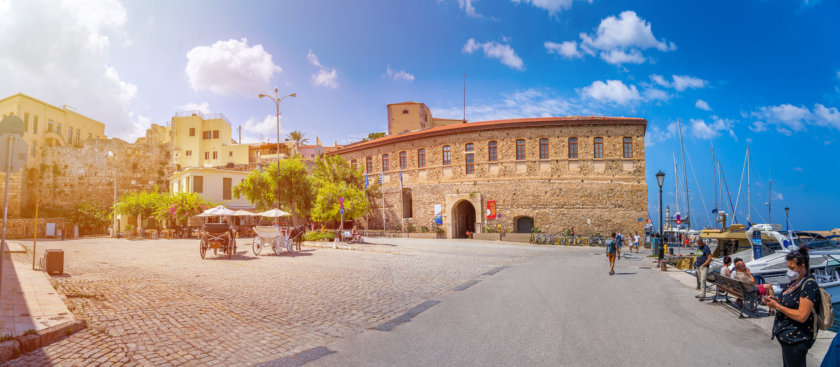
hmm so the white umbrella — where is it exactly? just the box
[233,210,257,216]
[199,205,236,217]
[258,208,290,217]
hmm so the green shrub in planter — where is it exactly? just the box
[419,225,429,233]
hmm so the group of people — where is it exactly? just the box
[693,240,833,366]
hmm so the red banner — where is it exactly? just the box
[486,200,496,219]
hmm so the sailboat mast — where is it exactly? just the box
[673,151,680,216]
[768,177,772,224]
[677,119,691,230]
[747,147,751,223]
[712,145,717,228]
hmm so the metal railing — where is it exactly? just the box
[174,111,232,127]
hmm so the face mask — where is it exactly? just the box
[786,269,800,282]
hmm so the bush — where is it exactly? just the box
[531,227,542,233]
[302,231,335,242]
[485,225,496,233]
[406,222,416,233]
[434,226,445,236]
[419,225,429,233]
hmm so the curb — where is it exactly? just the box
[0,320,85,364]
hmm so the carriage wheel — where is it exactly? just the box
[273,238,283,256]
[200,238,207,259]
[285,238,294,253]
[252,237,262,256]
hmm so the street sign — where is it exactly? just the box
[339,196,344,203]
[340,202,344,210]
[0,134,28,172]
[676,218,681,225]
[340,208,344,216]
[0,116,25,136]
[752,230,763,259]
[637,217,643,222]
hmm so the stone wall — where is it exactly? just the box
[1,217,68,239]
[8,139,175,216]
[336,119,648,237]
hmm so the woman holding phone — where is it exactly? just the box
[764,245,820,367]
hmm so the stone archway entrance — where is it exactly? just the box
[516,216,534,233]
[452,200,476,239]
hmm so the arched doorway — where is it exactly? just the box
[515,217,534,233]
[452,200,476,238]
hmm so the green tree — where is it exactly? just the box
[286,130,309,147]
[361,132,386,142]
[233,157,314,225]
[114,190,165,227]
[153,192,216,227]
[310,155,371,223]
[70,200,110,235]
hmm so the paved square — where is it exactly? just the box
[5,237,550,366]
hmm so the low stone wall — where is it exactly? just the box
[472,233,501,241]
[2,218,68,239]
[501,233,533,243]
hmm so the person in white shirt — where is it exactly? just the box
[633,233,641,253]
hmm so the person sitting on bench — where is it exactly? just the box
[351,226,361,243]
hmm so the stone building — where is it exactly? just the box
[330,102,648,238]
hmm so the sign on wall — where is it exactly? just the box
[486,200,496,219]
[434,204,442,225]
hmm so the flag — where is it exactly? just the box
[399,170,403,190]
[378,173,383,184]
[712,208,718,213]
[365,175,369,189]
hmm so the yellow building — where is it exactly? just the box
[168,167,254,209]
[168,111,250,171]
[0,93,107,165]
[387,101,464,135]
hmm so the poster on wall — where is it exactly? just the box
[486,200,496,219]
[434,204,442,225]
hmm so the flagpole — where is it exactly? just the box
[399,169,404,232]
[380,173,386,231]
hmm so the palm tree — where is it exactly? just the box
[286,130,309,148]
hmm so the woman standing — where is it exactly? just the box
[764,245,820,367]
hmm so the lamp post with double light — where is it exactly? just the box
[258,89,296,222]
[656,170,665,257]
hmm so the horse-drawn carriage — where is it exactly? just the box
[252,224,307,256]
[199,223,237,259]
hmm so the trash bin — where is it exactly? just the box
[44,249,64,275]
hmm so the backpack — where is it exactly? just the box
[801,278,834,333]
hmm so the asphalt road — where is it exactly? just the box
[308,246,816,367]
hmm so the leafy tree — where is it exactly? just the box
[70,200,110,235]
[310,156,371,223]
[233,157,314,225]
[114,190,165,227]
[361,132,386,142]
[286,130,309,147]
[154,192,216,227]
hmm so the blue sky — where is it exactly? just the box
[1,0,838,229]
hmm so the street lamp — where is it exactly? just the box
[656,170,665,258]
[258,89,296,224]
[107,151,117,237]
[785,207,790,232]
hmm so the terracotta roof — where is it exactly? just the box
[329,116,647,155]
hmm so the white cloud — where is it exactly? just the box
[643,87,670,101]
[650,74,707,91]
[386,65,415,82]
[695,99,711,111]
[307,50,338,88]
[579,80,642,105]
[645,121,678,146]
[774,192,784,201]
[752,104,812,132]
[544,41,582,59]
[177,102,210,114]
[186,38,281,96]
[433,88,581,122]
[240,114,287,144]
[814,104,840,128]
[462,38,524,70]
[0,0,154,140]
[554,11,676,65]
[458,0,481,18]
[511,0,591,16]
[688,116,735,140]
[749,121,767,132]
[793,167,803,172]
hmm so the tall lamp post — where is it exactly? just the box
[785,207,790,232]
[108,151,117,237]
[258,89,296,223]
[656,170,665,256]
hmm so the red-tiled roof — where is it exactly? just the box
[329,116,646,155]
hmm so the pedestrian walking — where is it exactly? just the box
[633,232,641,253]
[606,232,619,275]
[695,238,712,301]
[764,245,820,367]
[616,232,624,259]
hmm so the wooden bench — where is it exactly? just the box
[712,274,760,318]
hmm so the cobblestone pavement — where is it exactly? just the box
[4,237,551,366]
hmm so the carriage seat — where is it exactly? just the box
[203,223,231,234]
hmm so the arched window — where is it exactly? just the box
[442,145,451,165]
[488,141,497,161]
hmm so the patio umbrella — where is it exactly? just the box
[233,210,258,216]
[258,208,290,217]
[199,205,236,217]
